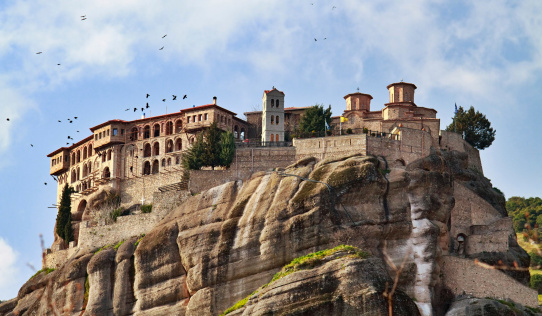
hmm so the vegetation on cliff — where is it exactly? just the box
[446,105,495,150]
[56,184,75,243]
[220,245,368,315]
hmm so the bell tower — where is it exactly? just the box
[261,87,285,143]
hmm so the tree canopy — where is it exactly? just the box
[445,105,495,150]
[182,122,236,170]
[56,184,75,243]
[506,196,542,233]
[298,104,332,134]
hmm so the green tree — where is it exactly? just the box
[298,104,332,134]
[56,184,75,243]
[182,132,205,170]
[446,105,495,150]
[203,122,222,169]
[220,131,235,167]
[531,274,542,293]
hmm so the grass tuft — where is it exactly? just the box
[29,267,55,280]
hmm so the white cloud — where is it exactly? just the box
[0,238,19,300]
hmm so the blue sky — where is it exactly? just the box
[0,0,541,300]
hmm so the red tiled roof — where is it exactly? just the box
[263,88,285,95]
[180,104,237,116]
[386,82,417,89]
[343,92,373,100]
[90,119,128,131]
[284,106,310,111]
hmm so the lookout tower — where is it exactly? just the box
[261,87,285,142]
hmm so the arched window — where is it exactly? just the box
[71,170,76,183]
[175,139,182,151]
[271,116,274,125]
[234,126,239,139]
[175,120,182,133]
[152,160,159,174]
[167,158,171,166]
[103,167,110,179]
[270,134,274,142]
[83,147,87,160]
[153,124,160,137]
[131,127,138,141]
[76,150,81,163]
[107,149,112,161]
[143,143,151,158]
[161,159,166,167]
[71,153,75,165]
[276,100,280,108]
[77,167,80,180]
[275,134,279,142]
[166,139,174,153]
[276,116,279,124]
[175,156,180,165]
[88,162,92,174]
[166,121,173,135]
[153,142,159,155]
[143,161,151,175]
[271,99,274,108]
[144,125,150,139]
[102,153,106,162]
[83,164,88,177]
[240,128,245,140]
[88,144,93,157]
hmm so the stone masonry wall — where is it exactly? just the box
[441,255,538,307]
[440,131,483,173]
[294,135,367,161]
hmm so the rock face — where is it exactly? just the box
[0,151,533,316]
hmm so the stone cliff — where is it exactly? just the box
[0,151,537,316]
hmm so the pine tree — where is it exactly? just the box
[56,184,75,243]
[446,105,496,150]
[203,122,222,169]
[298,104,332,134]
[220,131,235,167]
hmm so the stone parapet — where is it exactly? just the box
[441,255,538,307]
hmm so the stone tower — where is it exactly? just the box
[261,87,285,142]
[387,82,417,104]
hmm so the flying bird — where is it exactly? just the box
[74,117,78,119]
[81,15,86,18]
[172,95,177,100]
[134,108,137,112]
[141,108,144,112]
[30,144,33,147]
[6,118,9,121]
[36,52,42,54]
[146,103,149,108]
[77,130,80,132]
[183,95,187,99]
[57,64,61,66]
[159,46,164,50]
[314,38,317,41]
[146,93,150,98]
[58,120,61,122]
[125,108,129,111]
[162,34,167,38]
[162,99,166,102]
[44,182,47,185]
[69,120,73,123]
[332,6,336,9]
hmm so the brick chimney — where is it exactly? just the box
[213,96,217,105]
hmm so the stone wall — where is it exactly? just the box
[119,168,184,206]
[294,135,367,161]
[441,255,538,307]
[440,131,483,173]
[43,246,80,269]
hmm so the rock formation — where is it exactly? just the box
[0,151,537,316]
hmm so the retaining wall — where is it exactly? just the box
[441,255,538,307]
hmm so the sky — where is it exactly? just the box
[0,0,541,300]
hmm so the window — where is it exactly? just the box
[88,145,93,156]
[103,167,110,179]
[276,116,279,124]
[154,124,160,137]
[144,126,150,139]
[102,153,106,162]
[166,121,173,135]
[167,158,171,166]
[113,128,118,136]
[162,159,166,167]
[276,100,280,107]
[166,139,173,153]
[276,134,279,142]
[193,115,196,122]
[198,114,202,121]
[175,156,180,164]
[153,142,159,156]
[270,134,274,142]
[144,144,151,157]
[77,150,81,163]
[271,99,274,108]
[143,161,151,175]
[271,116,274,124]
[152,160,159,174]
[95,134,98,140]
[204,113,208,120]
[83,148,87,160]
[187,117,191,123]
[121,129,124,135]
[107,150,112,161]
[99,132,102,140]
[131,127,138,141]
[107,129,110,136]
[175,139,182,151]
[175,120,182,133]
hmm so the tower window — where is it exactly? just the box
[271,99,274,108]
[271,116,274,124]
[276,116,279,124]
[276,100,280,108]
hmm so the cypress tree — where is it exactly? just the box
[182,133,205,170]
[220,131,235,167]
[56,184,74,242]
[203,122,222,169]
